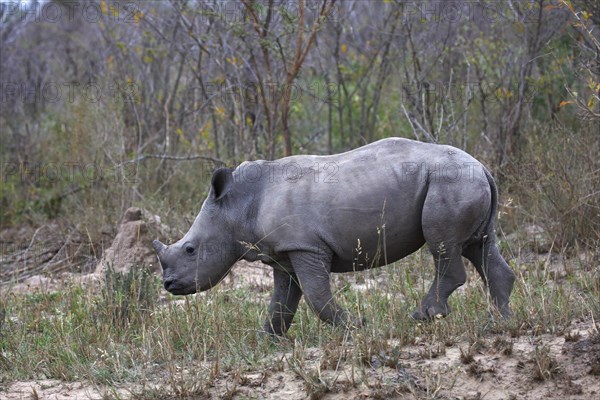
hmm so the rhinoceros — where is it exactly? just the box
[152,138,515,335]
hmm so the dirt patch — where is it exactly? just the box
[3,379,130,400]
[213,319,600,400]
[223,260,274,291]
[0,271,102,295]
[4,320,599,399]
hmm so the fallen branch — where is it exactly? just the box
[119,154,226,167]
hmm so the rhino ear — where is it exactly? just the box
[210,168,234,201]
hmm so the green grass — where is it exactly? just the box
[0,248,598,398]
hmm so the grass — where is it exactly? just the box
[0,245,598,398]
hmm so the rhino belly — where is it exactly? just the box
[326,205,426,272]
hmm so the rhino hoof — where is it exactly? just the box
[350,316,367,330]
[260,328,287,340]
[411,307,448,322]
[487,307,513,321]
[411,310,428,321]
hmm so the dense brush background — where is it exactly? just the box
[1,0,598,248]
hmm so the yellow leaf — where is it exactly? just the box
[134,11,144,25]
[176,128,191,147]
[495,88,513,99]
[559,100,574,107]
[109,5,118,18]
[100,0,107,15]
[199,121,212,140]
[587,97,595,108]
[340,44,348,54]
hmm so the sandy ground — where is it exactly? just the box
[4,317,599,399]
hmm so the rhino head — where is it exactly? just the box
[152,168,240,295]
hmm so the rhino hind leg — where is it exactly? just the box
[415,180,490,321]
[462,239,515,318]
[413,244,467,320]
[264,268,303,336]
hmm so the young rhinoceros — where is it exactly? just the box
[152,138,515,335]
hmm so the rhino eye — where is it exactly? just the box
[185,245,195,255]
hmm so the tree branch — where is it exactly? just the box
[119,154,226,167]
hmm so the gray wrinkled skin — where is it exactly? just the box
[153,138,516,336]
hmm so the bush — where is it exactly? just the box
[99,263,160,328]
[503,123,600,250]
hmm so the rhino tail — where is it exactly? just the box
[482,165,499,242]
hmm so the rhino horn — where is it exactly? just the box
[152,240,167,255]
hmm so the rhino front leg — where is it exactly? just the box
[264,268,303,336]
[290,251,359,328]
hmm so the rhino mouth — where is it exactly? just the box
[163,279,197,295]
